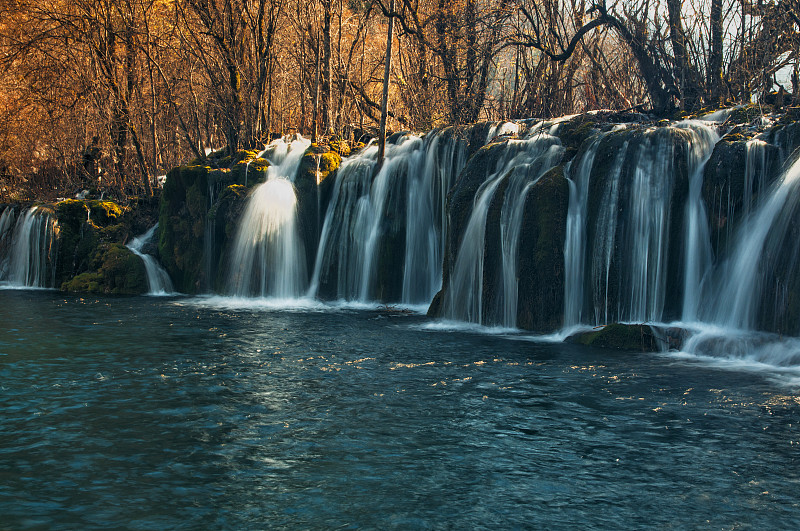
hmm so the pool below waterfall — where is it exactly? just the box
[1,289,799,529]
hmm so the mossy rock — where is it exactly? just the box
[87,200,123,224]
[61,243,147,295]
[158,164,211,293]
[328,140,351,157]
[728,104,765,124]
[552,116,599,161]
[55,199,90,224]
[231,158,269,186]
[566,323,664,351]
[62,271,104,293]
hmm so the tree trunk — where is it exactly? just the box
[709,0,724,104]
[322,0,333,136]
[377,0,394,166]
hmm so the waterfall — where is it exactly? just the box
[706,155,800,330]
[0,207,58,288]
[443,132,562,326]
[402,132,467,303]
[499,143,564,325]
[0,206,18,278]
[679,121,720,321]
[126,224,175,295]
[563,134,604,327]
[589,140,629,325]
[744,139,769,216]
[310,129,468,303]
[226,135,311,297]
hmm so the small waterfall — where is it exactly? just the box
[226,135,311,297]
[443,132,562,325]
[679,121,720,321]
[744,139,769,216]
[563,134,603,327]
[310,129,468,303]
[706,155,800,330]
[589,140,629,325]
[309,148,375,300]
[499,142,563,325]
[126,224,175,295]
[202,181,223,293]
[0,207,58,288]
[402,132,467,303]
[0,206,18,278]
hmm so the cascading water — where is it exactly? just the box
[705,154,800,330]
[126,224,175,295]
[0,206,18,278]
[226,135,310,297]
[0,207,58,288]
[443,131,562,326]
[310,129,468,304]
[588,140,629,326]
[498,142,564,325]
[678,121,720,321]
[402,132,467,303]
[563,133,604,327]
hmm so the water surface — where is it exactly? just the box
[1,290,798,529]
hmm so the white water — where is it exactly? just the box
[498,140,563,325]
[705,155,800,330]
[443,132,562,325]
[311,130,468,303]
[1,207,57,288]
[563,134,603,327]
[227,135,311,297]
[678,121,720,321]
[588,139,628,325]
[126,224,175,295]
[402,132,466,303]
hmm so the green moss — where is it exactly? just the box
[553,116,598,161]
[56,199,90,223]
[87,200,123,223]
[328,140,351,157]
[728,104,764,124]
[61,243,147,295]
[61,271,103,293]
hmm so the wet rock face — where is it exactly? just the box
[566,323,666,352]
[516,166,570,331]
[158,165,209,293]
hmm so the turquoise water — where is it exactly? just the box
[1,290,799,529]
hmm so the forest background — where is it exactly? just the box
[0,0,798,202]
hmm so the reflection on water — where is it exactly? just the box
[1,290,799,529]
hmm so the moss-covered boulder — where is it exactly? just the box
[53,197,156,291]
[61,243,147,295]
[207,184,249,292]
[566,323,665,351]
